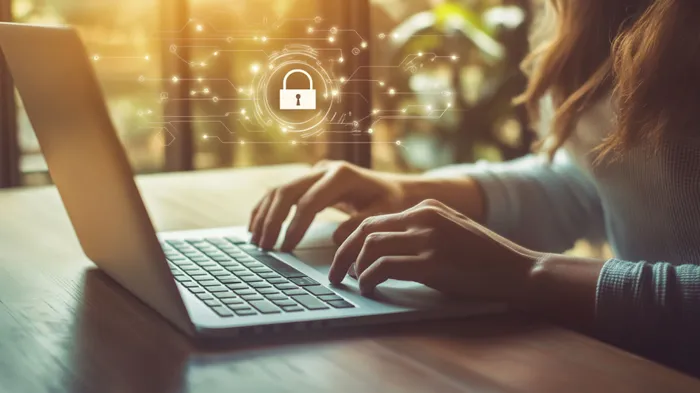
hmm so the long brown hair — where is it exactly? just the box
[604,0,700,158]
[516,0,652,158]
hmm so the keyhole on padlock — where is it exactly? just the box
[296,94,301,106]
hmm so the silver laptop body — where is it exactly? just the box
[0,23,503,337]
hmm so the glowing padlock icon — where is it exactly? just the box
[279,69,316,110]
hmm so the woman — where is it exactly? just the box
[249,0,700,373]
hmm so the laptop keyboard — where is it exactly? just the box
[162,237,355,318]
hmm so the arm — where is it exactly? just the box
[426,151,606,253]
[523,255,700,373]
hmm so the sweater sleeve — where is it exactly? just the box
[426,151,606,253]
[596,259,700,373]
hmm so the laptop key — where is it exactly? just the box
[258,272,280,279]
[219,277,242,284]
[181,281,199,288]
[282,305,304,312]
[305,285,335,297]
[249,282,272,289]
[271,299,297,307]
[198,279,219,286]
[292,294,330,310]
[204,299,220,307]
[327,300,355,309]
[274,283,299,290]
[234,309,258,316]
[289,277,319,287]
[233,288,256,296]
[190,287,206,294]
[221,297,245,305]
[196,293,213,300]
[207,286,230,293]
[241,294,264,301]
[258,288,280,295]
[211,271,232,277]
[213,292,238,299]
[240,275,263,283]
[265,293,289,301]
[226,283,249,290]
[211,306,234,317]
[266,277,287,284]
[249,300,281,314]
[228,304,253,311]
[283,289,307,296]
[255,255,306,278]
[318,294,344,302]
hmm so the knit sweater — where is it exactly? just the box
[429,95,700,373]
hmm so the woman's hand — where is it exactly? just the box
[249,161,411,251]
[329,199,543,301]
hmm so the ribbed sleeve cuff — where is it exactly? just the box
[595,259,644,344]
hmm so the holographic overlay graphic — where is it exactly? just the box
[252,45,340,139]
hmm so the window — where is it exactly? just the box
[13,0,164,184]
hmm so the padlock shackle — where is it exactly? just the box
[283,69,314,90]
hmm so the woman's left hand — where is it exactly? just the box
[329,199,544,301]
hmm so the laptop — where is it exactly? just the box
[0,23,504,337]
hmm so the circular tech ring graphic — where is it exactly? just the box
[253,45,340,137]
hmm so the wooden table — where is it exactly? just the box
[1,164,699,393]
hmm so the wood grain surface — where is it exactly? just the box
[1,164,698,393]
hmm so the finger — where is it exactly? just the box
[250,193,274,245]
[358,255,425,295]
[248,194,266,233]
[354,230,430,277]
[329,212,408,284]
[280,169,355,251]
[257,170,325,249]
[332,203,387,245]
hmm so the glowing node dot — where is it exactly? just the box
[373,109,380,114]
[261,36,268,42]
[171,76,179,83]
[240,109,247,115]
[240,140,245,145]
[447,103,453,108]
[253,36,259,41]
[213,97,219,103]
[238,88,244,93]
[196,25,203,32]
[93,55,99,61]
[361,42,368,48]
[251,64,260,73]
[307,27,314,33]
[396,140,402,146]
[291,141,297,145]
[203,134,208,139]
[245,116,250,120]
[331,90,339,96]
[200,62,206,67]
[368,128,374,134]
[402,108,407,113]
[203,87,210,94]
[389,88,396,96]
[451,55,458,61]
[282,127,288,133]
[190,90,196,96]
[268,64,274,70]
[144,55,150,61]
[392,33,400,39]
[197,77,203,83]
[379,81,385,86]
[328,36,335,43]
[417,52,424,57]
[340,77,346,83]
[214,51,219,56]
[427,105,432,111]
[338,57,344,63]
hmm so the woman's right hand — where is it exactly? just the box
[249,161,412,251]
